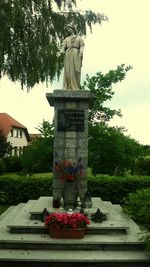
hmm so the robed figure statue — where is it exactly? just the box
[60,25,84,90]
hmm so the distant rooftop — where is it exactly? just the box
[0,113,30,141]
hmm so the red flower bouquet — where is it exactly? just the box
[55,159,83,182]
[45,212,90,230]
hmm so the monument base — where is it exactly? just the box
[46,90,96,207]
[0,196,149,266]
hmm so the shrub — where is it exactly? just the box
[0,174,149,205]
[21,137,53,174]
[123,188,150,229]
[0,158,6,175]
[141,231,150,251]
[123,188,150,251]
[87,175,150,203]
[0,175,53,204]
[135,157,150,175]
[0,190,8,204]
[4,156,22,173]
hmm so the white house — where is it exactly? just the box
[0,113,30,156]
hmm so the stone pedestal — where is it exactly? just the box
[46,90,95,209]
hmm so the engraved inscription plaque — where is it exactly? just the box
[58,109,84,131]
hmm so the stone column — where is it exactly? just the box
[46,90,95,209]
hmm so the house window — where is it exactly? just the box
[10,129,13,137]
[19,130,22,138]
[15,129,18,138]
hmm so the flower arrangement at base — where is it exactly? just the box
[55,158,83,182]
[45,212,90,239]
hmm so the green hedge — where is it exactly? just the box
[0,174,150,205]
[87,175,150,203]
[0,176,53,204]
[123,188,150,229]
[123,188,150,251]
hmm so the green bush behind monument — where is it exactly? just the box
[123,188,150,251]
[0,174,149,205]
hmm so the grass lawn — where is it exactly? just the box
[0,168,92,179]
[0,172,53,179]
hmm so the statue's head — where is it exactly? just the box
[66,24,77,34]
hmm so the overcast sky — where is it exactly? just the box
[0,0,150,145]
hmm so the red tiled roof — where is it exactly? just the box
[0,113,30,141]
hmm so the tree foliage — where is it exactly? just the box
[82,64,132,122]
[88,123,142,175]
[0,0,107,88]
[143,145,150,156]
[0,130,11,158]
[21,120,53,173]
[135,157,150,176]
[81,65,144,175]
[36,120,54,138]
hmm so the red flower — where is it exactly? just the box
[45,212,90,230]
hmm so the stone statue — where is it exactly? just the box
[60,24,84,90]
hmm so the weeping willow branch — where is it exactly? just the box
[0,0,107,89]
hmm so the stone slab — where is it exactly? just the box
[8,200,37,224]
[0,249,149,264]
[0,200,138,245]
[0,203,25,227]
[29,197,109,220]
[0,200,149,265]
[5,198,134,237]
[7,197,129,234]
[7,222,129,235]
[0,206,15,222]
[0,238,144,251]
[46,90,96,107]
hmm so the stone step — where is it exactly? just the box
[0,206,15,222]
[0,210,143,250]
[7,202,129,234]
[30,197,109,220]
[0,199,149,266]
[0,203,25,227]
[103,202,141,236]
[7,200,38,225]
[0,204,142,251]
[0,236,144,250]
[7,219,129,235]
[0,249,149,267]
[103,201,125,221]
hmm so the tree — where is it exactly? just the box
[88,123,142,175]
[81,65,143,175]
[0,130,11,157]
[36,120,54,138]
[82,64,132,122]
[143,145,150,156]
[135,157,150,176]
[0,0,107,88]
[21,121,53,173]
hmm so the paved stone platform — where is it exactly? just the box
[0,197,149,266]
[7,197,129,234]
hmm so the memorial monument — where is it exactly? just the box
[0,25,149,267]
[46,24,95,210]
